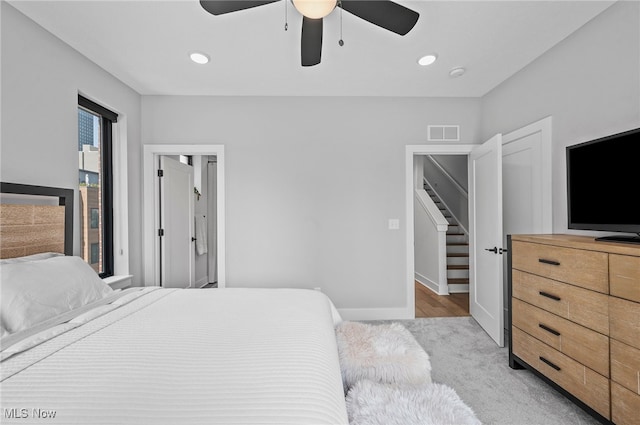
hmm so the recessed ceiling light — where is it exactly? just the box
[189,52,210,65]
[418,54,438,66]
[449,67,466,78]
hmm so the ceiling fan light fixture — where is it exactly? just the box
[292,0,337,19]
[189,51,210,65]
[418,54,438,66]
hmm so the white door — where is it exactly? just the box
[469,134,504,346]
[502,118,553,239]
[159,156,195,288]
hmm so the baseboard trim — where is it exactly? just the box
[338,307,413,321]
[415,272,448,295]
[415,273,438,293]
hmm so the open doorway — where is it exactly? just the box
[414,153,470,318]
[154,154,218,288]
[409,145,475,319]
[406,117,553,330]
[142,145,225,288]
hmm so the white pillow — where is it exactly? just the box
[0,252,65,265]
[0,256,113,334]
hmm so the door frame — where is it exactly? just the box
[407,118,553,320]
[143,144,226,288]
[406,145,476,318]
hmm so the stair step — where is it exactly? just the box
[447,237,468,246]
[447,246,468,255]
[448,278,469,285]
[448,257,469,266]
[448,264,469,270]
[447,252,469,258]
[447,269,469,279]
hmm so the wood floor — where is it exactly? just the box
[415,281,470,318]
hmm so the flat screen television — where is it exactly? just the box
[566,127,640,244]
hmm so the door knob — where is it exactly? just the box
[485,247,498,254]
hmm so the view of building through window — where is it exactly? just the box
[78,107,103,274]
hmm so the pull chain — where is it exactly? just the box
[284,0,288,31]
[338,0,344,46]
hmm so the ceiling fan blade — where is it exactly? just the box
[339,0,419,36]
[301,17,323,67]
[199,0,280,16]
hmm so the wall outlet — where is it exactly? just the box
[388,219,400,230]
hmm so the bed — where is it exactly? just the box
[0,183,348,424]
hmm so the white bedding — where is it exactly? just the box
[0,287,348,424]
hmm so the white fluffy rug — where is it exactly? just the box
[336,321,432,390]
[346,380,482,425]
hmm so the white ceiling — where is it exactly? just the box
[8,0,616,97]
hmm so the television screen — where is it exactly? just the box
[566,127,640,238]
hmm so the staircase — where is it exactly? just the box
[423,186,470,293]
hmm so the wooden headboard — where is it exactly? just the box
[0,182,74,259]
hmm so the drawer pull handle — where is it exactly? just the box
[539,323,561,336]
[539,291,561,301]
[538,258,560,266]
[539,356,561,371]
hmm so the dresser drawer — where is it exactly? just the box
[511,241,608,293]
[610,296,640,350]
[611,339,640,395]
[612,382,640,425]
[512,269,609,335]
[610,254,640,303]
[512,298,609,377]
[512,327,610,419]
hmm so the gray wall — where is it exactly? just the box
[1,3,142,281]
[481,1,640,236]
[4,0,638,314]
[141,96,481,309]
[424,155,469,230]
[430,155,468,192]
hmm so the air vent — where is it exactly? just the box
[428,125,460,142]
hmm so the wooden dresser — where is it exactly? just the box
[508,234,640,425]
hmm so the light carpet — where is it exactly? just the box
[370,317,602,425]
[336,321,432,390]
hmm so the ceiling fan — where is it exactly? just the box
[199,0,420,66]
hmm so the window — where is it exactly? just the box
[90,243,100,265]
[78,95,117,278]
[90,208,99,228]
